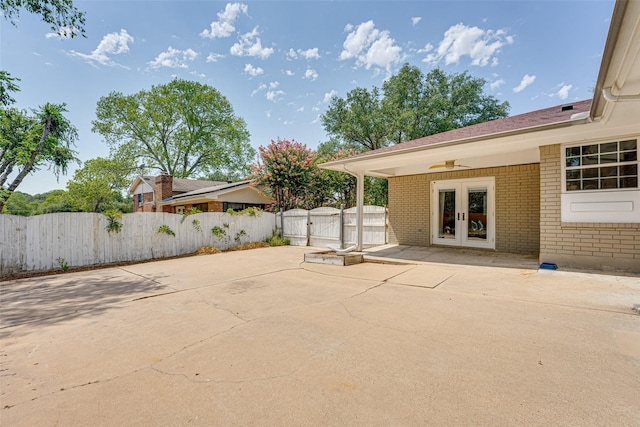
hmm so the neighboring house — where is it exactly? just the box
[321,0,640,272]
[129,175,273,213]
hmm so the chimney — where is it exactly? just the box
[155,174,173,212]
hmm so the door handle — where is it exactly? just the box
[457,213,460,220]
[462,213,465,221]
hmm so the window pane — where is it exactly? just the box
[600,152,618,163]
[621,164,637,176]
[566,181,581,191]
[582,144,598,155]
[582,155,599,165]
[620,151,637,162]
[601,178,618,189]
[566,170,580,180]
[600,166,618,177]
[582,168,599,178]
[566,157,580,167]
[600,142,618,153]
[582,179,598,190]
[621,177,638,188]
[566,146,581,157]
[620,139,637,151]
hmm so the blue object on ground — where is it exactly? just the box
[540,262,558,270]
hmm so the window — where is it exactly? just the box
[137,193,143,206]
[565,139,637,191]
[193,203,209,212]
[223,202,266,212]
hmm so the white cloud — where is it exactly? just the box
[200,2,248,39]
[513,74,536,93]
[304,68,319,81]
[296,107,304,112]
[323,90,337,103]
[244,63,264,76]
[266,110,271,119]
[269,81,279,90]
[190,71,206,79]
[284,70,295,76]
[69,29,134,68]
[266,90,285,102]
[148,46,198,69]
[339,20,403,73]
[230,27,274,59]
[423,23,512,67]
[286,48,297,60]
[251,83,267,96]
[45,26,75,39]
[298,48,320,60]
[490,78,505,90]
[206,52,225,62]
[411,17,422,26]
[557,84,572,100]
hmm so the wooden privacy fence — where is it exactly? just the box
[276,206,387,248]
[0,212,276,275]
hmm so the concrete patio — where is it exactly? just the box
[1,246,639,426]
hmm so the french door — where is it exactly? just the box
[431,177,495,249]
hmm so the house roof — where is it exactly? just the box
[171,177,228,193]
[128,175,228,194]
[323,99,592,166]
[162,180,273,205]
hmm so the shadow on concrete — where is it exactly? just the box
[0,271,167,338]
[364,245,540,270]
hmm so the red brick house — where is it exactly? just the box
[129,175,273,213]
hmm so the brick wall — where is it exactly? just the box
[155,175,173,213]
[539,144,640,272]
[388,164,540,254]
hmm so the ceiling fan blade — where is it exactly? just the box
[429,164,447,169]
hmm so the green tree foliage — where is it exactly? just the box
[92,79,254,179]
[0,103,79,212]
[0,0,86,37]
[66,157,136,212]
[321,86,390,151]
[314,140,357,208]
[250,139,317,211]
[0,71,20,107]
[383,65,510,143]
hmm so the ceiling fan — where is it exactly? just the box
[429,160,471,170]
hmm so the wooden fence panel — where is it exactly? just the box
[0,212,275,275]
[309,207,341,247]
[280,206,387,249]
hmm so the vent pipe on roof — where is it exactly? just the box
[602,87,640,102]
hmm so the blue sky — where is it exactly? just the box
[2,0,614,194]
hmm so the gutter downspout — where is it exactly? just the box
[342,164,365,252]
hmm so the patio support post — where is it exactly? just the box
[356,171,364,251]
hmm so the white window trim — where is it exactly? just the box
[560,138,639,223]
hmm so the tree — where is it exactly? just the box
[0,103,79,212]
[250,139,317,211]
[383,65,510,143]
[314,140,357,208]
[321,87,391,151]
[66,157,136,212]
[1,0,86,38]
[92,79,254,180]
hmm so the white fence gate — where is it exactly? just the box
[0,212,276,275]
[276,206,387,248]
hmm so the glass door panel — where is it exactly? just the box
[438,189,457,240]
[466,188,487,242]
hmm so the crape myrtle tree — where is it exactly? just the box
[250,139,318,212]
[92,79,255,180]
